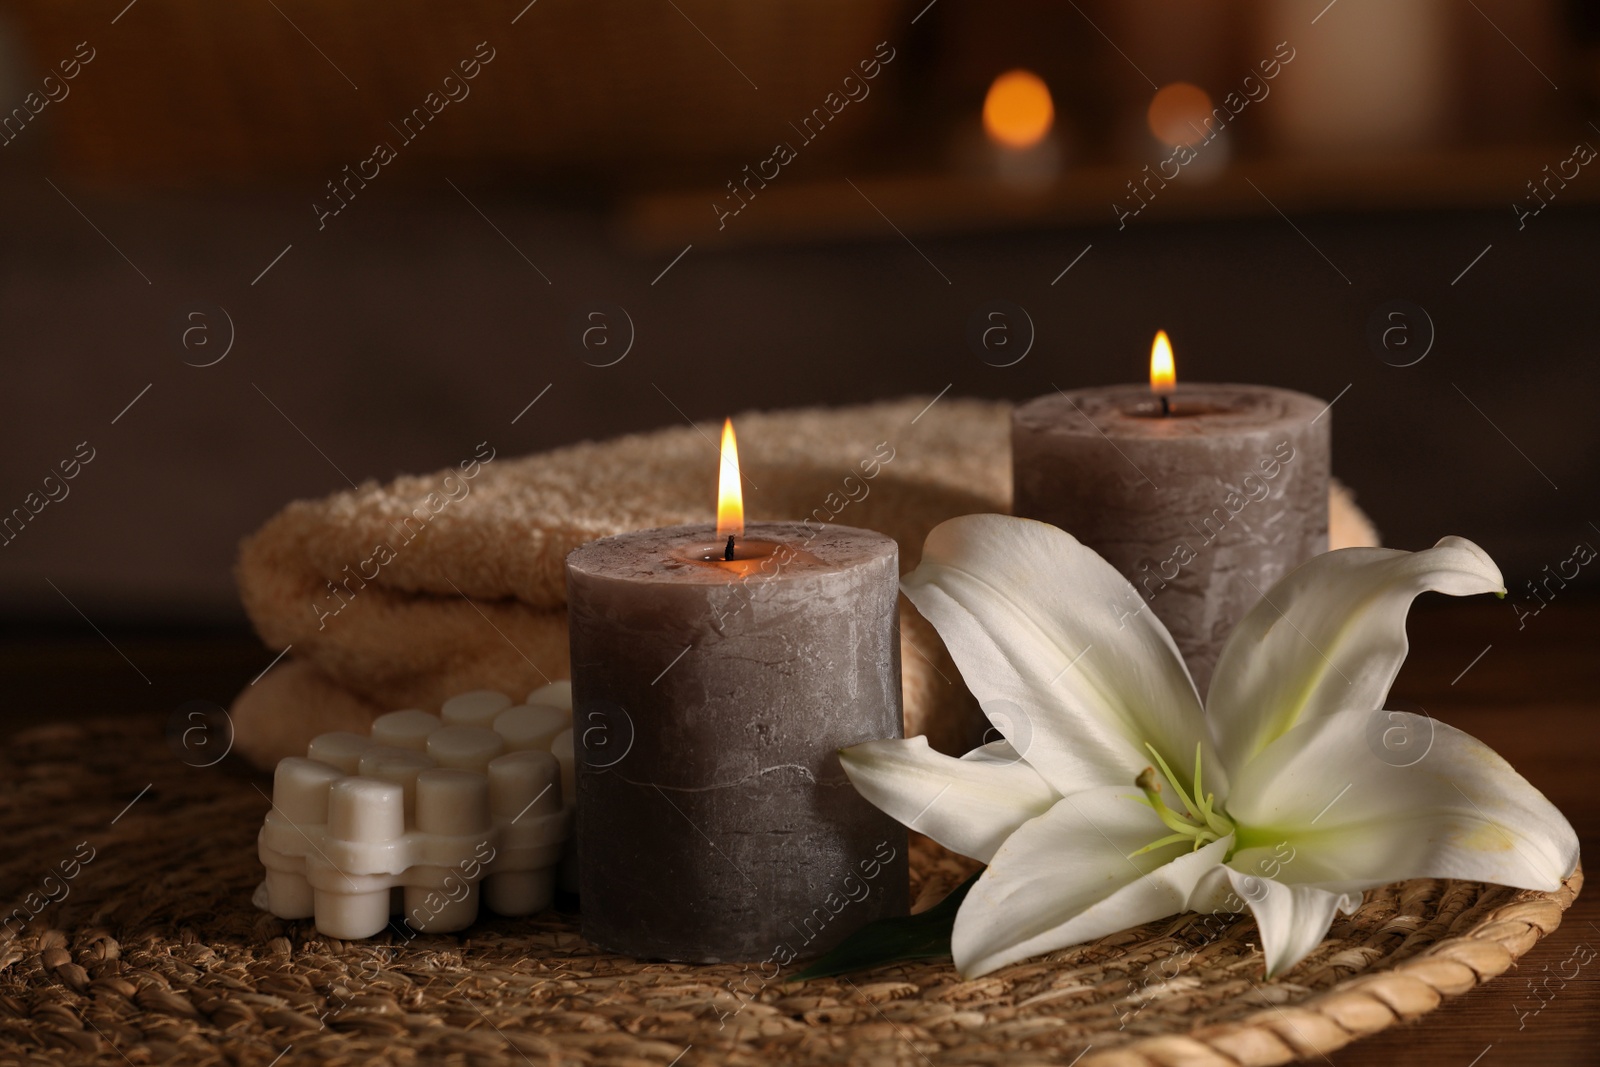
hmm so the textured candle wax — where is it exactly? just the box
[1012,384,1330,695]
[566,521,909,964]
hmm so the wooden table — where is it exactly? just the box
[3,597,1595,1065]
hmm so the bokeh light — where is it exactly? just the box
[1147,82,1214,147]
[983,70,1055,149]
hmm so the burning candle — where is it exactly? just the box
[1012,333,1330,694]
[565,421,908,963]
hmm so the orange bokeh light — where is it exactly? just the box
[983,70,1054,149]
[716,418,744,538]
[1147,83,1214,147]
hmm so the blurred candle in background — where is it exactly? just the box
[1147,81,1231,182]
[1107,0,1236,158]
[972,69,1063,190]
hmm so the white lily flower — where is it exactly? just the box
[841,515,1578,979]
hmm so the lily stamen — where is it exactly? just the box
[1129,744,1234,855]
[1145,743,1202,821]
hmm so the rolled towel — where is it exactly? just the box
[231,397,1378,769]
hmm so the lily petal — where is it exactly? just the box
[1227,708,1578,894]
[1224,868,1359,978]
[839,736,1059,864]
[952,784,1232,977]
[1209,537,1504,776]
[902,515,1216,797]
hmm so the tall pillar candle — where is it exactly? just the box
[1012,383,1330,695]
[565,521,909,963]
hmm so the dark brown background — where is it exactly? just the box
[0,0,1597,623]
[0,2,1596,1062]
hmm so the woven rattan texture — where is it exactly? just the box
[0,718,1578,1066]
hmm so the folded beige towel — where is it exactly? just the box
[231,397,1378,769]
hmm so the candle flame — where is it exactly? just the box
[1150,330,1176,394]
[716,418,744,538]
[983,70,1054,149]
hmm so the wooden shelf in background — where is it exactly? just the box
[618,145,1600,251]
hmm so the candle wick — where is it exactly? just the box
[724,535,736,562]
[1159,394,1171,417]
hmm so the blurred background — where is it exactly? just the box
[1,0,1597,640]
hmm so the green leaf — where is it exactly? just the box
[790,871,982,980]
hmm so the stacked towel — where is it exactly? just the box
[231,397,1378,769]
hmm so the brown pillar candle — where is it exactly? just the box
[564,422,908,963]
[1012,336,1330,695]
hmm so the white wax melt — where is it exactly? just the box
[254,684,575,940]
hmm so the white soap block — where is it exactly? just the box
[370,710,440,752]
[306,732,375,775]
[255,688,573,939]
[358,747,435,821]
[440,689,514,728]
[427,726,506,773]
[525,681,573,710]
[485,750,564,915]
[494,704,572,753]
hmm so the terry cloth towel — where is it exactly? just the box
[231,397,1379,769]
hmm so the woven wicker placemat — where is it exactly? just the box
[0,717,1578,1066]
